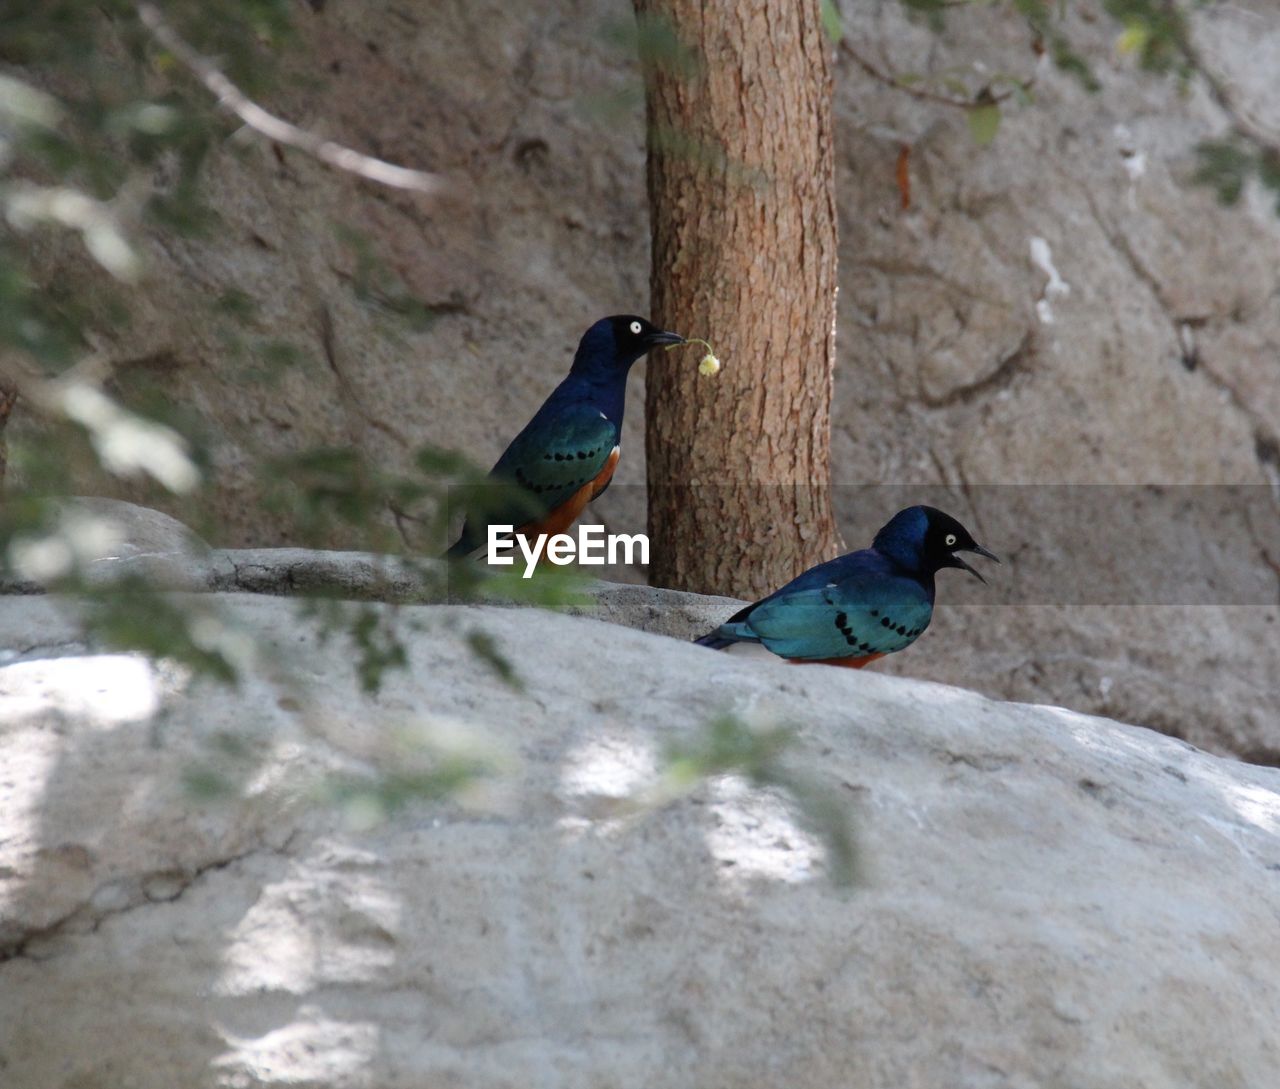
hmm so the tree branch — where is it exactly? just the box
[837,33,1033,109]
[134,2,448,196]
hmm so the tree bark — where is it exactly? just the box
[635,0,843,599]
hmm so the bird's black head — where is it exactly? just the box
[572,315,685,375]
[874,505,1000,581]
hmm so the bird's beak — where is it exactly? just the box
[645,330,685,348]
[952,542,1000,583]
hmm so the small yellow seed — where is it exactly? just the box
[664,335,722,377]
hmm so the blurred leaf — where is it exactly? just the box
[349,602,408,693]
[661,715,860,887]
[1258,149,1280,215]
[182,766,237,800]
[1010,0,1050,26]
[414,444,479,477]
[0,73,63,128]
[900,0,949,32]
[1102,0,1187,74]
[58,383,201,492]
[329,752,494,829]
[5,185,142,281]
[333,222,443,331]
[1116,20,1150,57]
[255,337,309,373]
[664,715,794,783]
[1048,33,1101,93]
[604,13,699,77]
[1193,139,1253,206]
[466,629,522,690]
[81,580,243,684]
[214,288,257,319]
[109,100,181,137]
[968,103,1001,146]
[820,0,844,44]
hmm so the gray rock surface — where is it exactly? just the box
[8,5,1279,751]
[3,497,1272,761]
[2,595,1279,1088]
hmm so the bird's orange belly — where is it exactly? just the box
[788,652,886,670]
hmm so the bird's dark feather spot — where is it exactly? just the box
[870,609,879,617]
[897,625,907,635]
[835,612,847,628]
[881,617,891,628]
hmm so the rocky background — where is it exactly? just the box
[8,0,1279,757]
[2,579,1278,1088]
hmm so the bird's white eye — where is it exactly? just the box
[629,321,643,335]
[945,533,957,547]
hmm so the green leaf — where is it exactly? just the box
[466,629,522,690]
[968,103,1001,146]
[1192,139,1253,207]
[1049,33,1101,94]
[900,0,949,32]
[820,0,844,44]
[1116,21,1150,56]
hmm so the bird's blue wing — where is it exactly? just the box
[450,400,619,555]
[491,400,619,512]
[740,571,933,660]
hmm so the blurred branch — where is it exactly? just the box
[835,12,1035,109]
[134,2,449,196]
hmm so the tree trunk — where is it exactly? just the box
[635,0,843,599]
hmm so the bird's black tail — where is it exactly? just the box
[693,601,756,651]
[694,631,735,651]
[445,535,474,561]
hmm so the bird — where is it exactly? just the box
[694,506,998,667]
[447,315,684,559]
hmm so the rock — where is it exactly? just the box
[4,498,1274,762]
[578,581,744,642]
[53,497,210,557]
[211,548,432,601]
[1,500,437,600]
[1,596,1278,1087]
[0,497,214,595]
